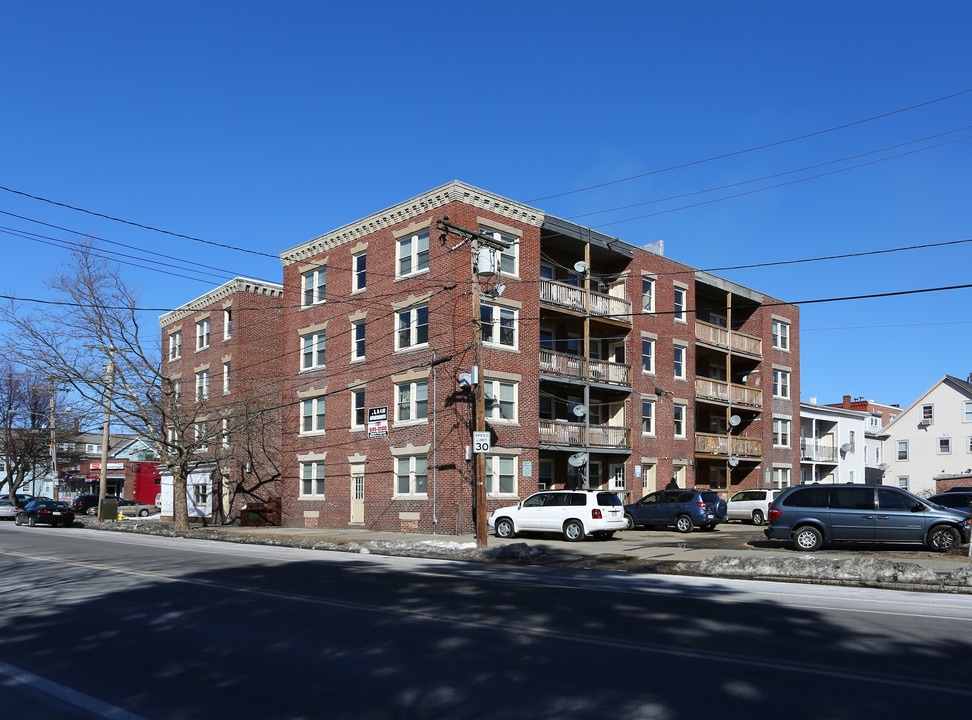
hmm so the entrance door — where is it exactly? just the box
[350,473,365,524]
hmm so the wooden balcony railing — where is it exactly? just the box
[695,432,763,457]
[538,420,632,449]
[695,320,762,357]
[694,378,762,407]
[539,279,632,324]
[539,349,631,387]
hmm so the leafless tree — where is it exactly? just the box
[0,365,52,499]
[1,243,279,530]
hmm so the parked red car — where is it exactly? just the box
[15,500,75,527]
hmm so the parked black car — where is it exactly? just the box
[929,492,972,511]
[624,489,728,533]
[15,500,75,527]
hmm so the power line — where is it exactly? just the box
[526,87,972,202]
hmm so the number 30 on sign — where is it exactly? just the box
[473,431,491,454]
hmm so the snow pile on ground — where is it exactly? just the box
[685,555,972,590]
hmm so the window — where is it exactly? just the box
[351,389,366,429]
[641,337,655,374]
[480,226,519,276]
[772,467,791,490]
[195,370,210,401]
[673,403,686,438]
[921,404,934,425]
[395,380,428,423]
[395,455,428,497]
[171,379,181,403]
[641,399,655,435]
[485,455,517,496]
[481,304,517,348]
[641,463,656,491]
[300,460,326,498]
[673,286,687,323]
[968,437,972,453]
[301,332,326,371]
[772,369,790,399]
[896,476,909,491]
[352,252,366,292]
[194,421,208,451]
[192,483,209,504]
[223,309,232,340]
[773,418,791,447]
[673,345,686,380]
[351,321,365,361]
[301,396,326,434]
[397,230,430,277]
[772,319,790,350]
[966,402,972,423]
[642,276,655,313]
[169,332,182,360]
[897,440,909,461]
[196,319,210,350]
[222,361,231,395]
[396,304,429,350]
[484,380,517,422]
[221,418,230,449]
[939,437,952,454]
[302,268,327,307]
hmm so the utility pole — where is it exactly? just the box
[96,347,115,522]
[49,379,58,500]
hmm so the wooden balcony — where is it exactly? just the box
[539,349,631,387]
[539,279,632,325]
[695,378,762,407]
[539,420,632,449]
[695,432,763,457]
[695,320,762,357]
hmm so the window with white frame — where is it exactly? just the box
[772,369,790,399]
[968,437,972,453]
[301,332,326,371]
[351,320,365,361]
[300,460,326,498]
[395,454,428,497]
[642,276,655,313]
[192,483,209,504]
[222,361,231,394]
[484,379,517,422]
[397,230,430,277]
[896,476,909,490]
[897,440,909,460]
[170,379,181,403]
[396,304,429,350]
[169,331,182,360]
[673,403,686,438]
[772,318,790,351]
[641,463,656,491]
[641,398,655,435]
[641,337,655,374]
[395,380,428,423]
[939,437,952,454]
[485,455,517,496]
[223,308,232,340]
[194,421,208,451]
[772,467,791,490]
[302,267,327,307]
[965,402,972,422]
[773,417,791,447]
[351,388,366,429]
[196,319,210,351]
[481,304,517,348]
[673,285,687,323]
[195,370,210,401]
[479,226,519,276]
[921,404,934,425]
[300,396,326,434]
[352,251,366,293]
[673,345,686,380]
[221,418,230,449]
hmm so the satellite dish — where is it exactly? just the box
[571,404,587,418]
[729,415,741,427]
[728,456,740,467]
[878,463,889,471]
[840,443,853,453]
[567,452,588,467]
[573,260,589,273]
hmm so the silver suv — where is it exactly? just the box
[765,483,972,552]
[489,490,626,542]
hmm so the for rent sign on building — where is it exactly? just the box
[368,407,388,439]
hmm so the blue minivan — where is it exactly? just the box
[765,483,972,552]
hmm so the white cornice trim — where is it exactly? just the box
[159,277,283,326]
[279,180,545,266]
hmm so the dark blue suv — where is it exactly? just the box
[624,489,727,533]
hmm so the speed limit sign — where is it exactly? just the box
[472,431,490,454]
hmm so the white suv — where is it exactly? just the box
[727,489,779,525]
[488,490,626,542]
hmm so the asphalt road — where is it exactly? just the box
[2,522,971,719]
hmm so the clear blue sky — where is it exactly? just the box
[2,1,970,408]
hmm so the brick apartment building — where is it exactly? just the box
[272,181,801,534]
[159,277,284,523]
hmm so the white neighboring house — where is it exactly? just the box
[882,375,972,497]
[799,402,868,484]
[159,465,214,519]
